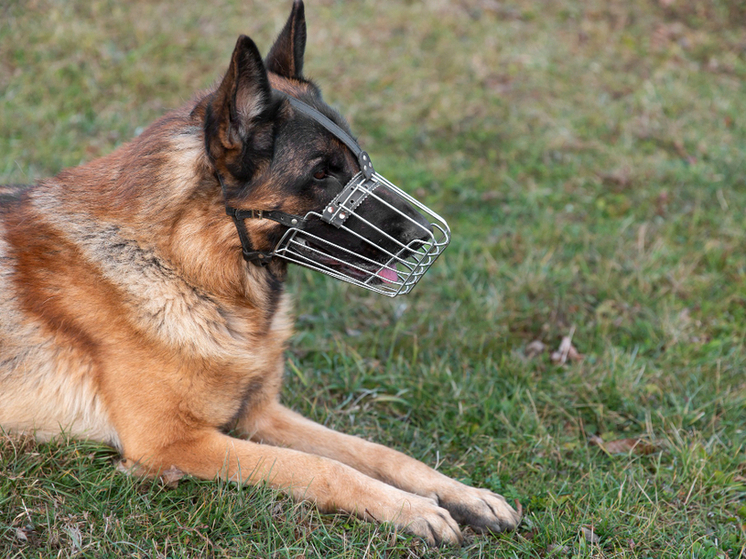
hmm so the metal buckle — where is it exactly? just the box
[321,173,378,228]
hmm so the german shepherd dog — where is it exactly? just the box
[0,1,519,546]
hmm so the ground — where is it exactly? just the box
[1,0,745,557]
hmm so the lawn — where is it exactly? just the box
[1,0,745,557]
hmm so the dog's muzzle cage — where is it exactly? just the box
[221,92,451,297]
[276,171,449,297]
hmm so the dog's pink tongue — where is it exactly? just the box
[377,267,399,284]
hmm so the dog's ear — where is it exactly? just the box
[265,0,306,79]
[206,35,275,180]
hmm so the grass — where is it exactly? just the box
[1,0,745,556]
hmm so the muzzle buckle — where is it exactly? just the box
[321,174,378,228]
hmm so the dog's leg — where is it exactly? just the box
[241,401,521,534]
[127,429,462,546]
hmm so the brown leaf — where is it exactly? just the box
[15,527,28,542]
[656,190,669,216]
[580,525,600,544]
[525,340,547,358]
[547,543,570,556]
[598,167,632,189]
[589,435,657,455]
[515,499,524,518]
[521,529,538,541]
[116,459,135,475]
[673,139,697,164]
[551,330,584,365]
[160,465,185,488]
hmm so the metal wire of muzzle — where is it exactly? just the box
[273,171,450,297]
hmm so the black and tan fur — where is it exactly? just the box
[0,1,520,546]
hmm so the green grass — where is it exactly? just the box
[2,0,746,556]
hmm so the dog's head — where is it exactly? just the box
[201,1,448,295]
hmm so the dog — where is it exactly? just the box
[0,0,520,546]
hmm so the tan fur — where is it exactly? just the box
[0,2,519,546]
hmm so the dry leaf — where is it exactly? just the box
[160,466,185,488]
[551,329,584,365]
[547,543,570,555]
[656,190,669,216]
[521,528,538,541]
[116,459,135,475]
[515,499,524,519]
[598,167,631,188]
[580,525,600,544]
[525,340,547,358]
[589,435,657,455]
[15,527,28,542]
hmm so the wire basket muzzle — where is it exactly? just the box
[273,172,450,297]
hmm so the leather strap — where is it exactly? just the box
[277,91,374,180]
[218,173,307,265]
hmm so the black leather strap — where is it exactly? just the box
[276,91,374,180]
[226,207,306,229]
[218,173,307,265]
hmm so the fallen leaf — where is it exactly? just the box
[673,139,697,164]
[116,459,134,475]
[551,329,584,365]
[589,435,657,455]
[597,167,632,188]
[160,465,185,488]
[115,458,155,478]
[515,499,524,518]
[656,190,669,216]
[525,340,547,358]
[15,527,28,542]
[580,525,600,544]
[547,543,570,555]
[521,528,538,540]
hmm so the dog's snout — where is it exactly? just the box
[400,204,433,246]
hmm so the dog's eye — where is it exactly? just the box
[313,169,327,180]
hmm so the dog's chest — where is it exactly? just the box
[174,296,293,429]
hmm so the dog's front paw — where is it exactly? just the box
[438,485,521,534]
[373,493,463,546]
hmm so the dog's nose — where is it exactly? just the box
[400,206,433,246]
